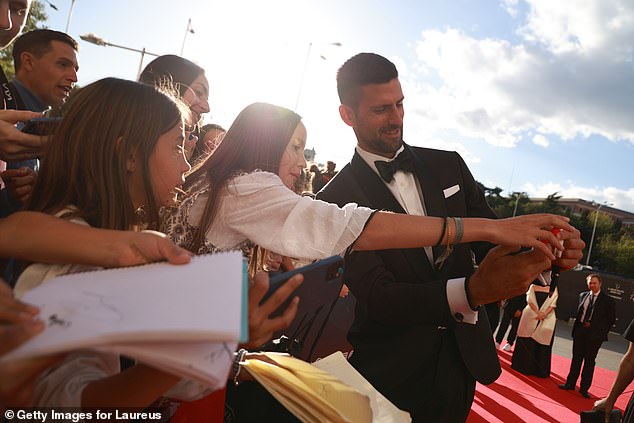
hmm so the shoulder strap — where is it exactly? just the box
[0,66,20,110]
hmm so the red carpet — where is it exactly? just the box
[468,349,634,422]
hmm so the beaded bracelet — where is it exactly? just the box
[232,348,248,386]
[454,217,464,245]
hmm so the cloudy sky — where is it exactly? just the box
[44,0,632,212]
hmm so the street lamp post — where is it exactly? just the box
[294,41,341,111]
[585,201,612,266]
[80,33,161,79]
[180,18,195,56]
[65,0,76,33]
[512,193,520,217]
[43,1,58,11]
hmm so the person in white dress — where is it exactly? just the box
[512,277,559,377]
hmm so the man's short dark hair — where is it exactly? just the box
[12,29,79,71]
[336,53,398,108]
[587,273,602,284]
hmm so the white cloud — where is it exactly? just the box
[523,182,634,213]
[532,134,549,147]
[420,138,482,165]
[518,0,634,57]
[406,0,634,149]
[501,0,520,18]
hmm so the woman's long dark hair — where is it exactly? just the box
[186,102,302,252]
[27,78,185,230]
[139,54,205,98]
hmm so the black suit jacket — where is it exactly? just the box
[572,290,616,342]
[505,294,528,314]
[317,143,501,408]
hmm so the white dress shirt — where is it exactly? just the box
[355,145,478,324]
[581,292,598,322]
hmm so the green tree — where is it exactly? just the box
[500,191,529,218]
[0,1,48,79]
[477,181,518,217]
[582,211,617,269]
[598,233,634,277]
[524,192,563,215]
[476,182,632,277]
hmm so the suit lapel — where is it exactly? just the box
[578,291,591,318]
[406,144,448,263]
[406,144,447,218]
[349,149,436,277]
[594,292,604,314]
[349,152,404,213]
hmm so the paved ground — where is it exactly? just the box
[552,318,628,372]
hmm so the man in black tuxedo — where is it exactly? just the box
[495,293,527,351]
[317,53,585,422]
[560,273,616,398]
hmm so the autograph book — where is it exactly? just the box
[2,252,246,387]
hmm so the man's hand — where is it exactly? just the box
[0,110,47,161]
[243,272,302,348]
[1,167,37,204]
[554,228,585,270]
[468,245,551,307]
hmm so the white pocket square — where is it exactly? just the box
[443,184,460,198]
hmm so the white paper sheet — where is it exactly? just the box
[313,352,411,423]
[3,252,244,365]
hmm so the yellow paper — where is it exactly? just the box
[312,352,411,423]
[242,353,372,423]
[242,359,347,423]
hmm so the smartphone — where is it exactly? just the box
[262,255,346,361]
[263,255,344,306]
[20,117,62,136]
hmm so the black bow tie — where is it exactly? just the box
[374,149,414,183]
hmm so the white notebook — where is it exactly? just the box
[313,352,411,423]
[3,252,246,386]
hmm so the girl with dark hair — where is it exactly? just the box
[165,102,572,264]
[139,54,210,161]
[12,83,300,416]
[13,78,207,408]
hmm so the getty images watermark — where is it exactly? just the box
[4,408,165,422]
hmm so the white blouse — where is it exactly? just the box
[164,171,374,258]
